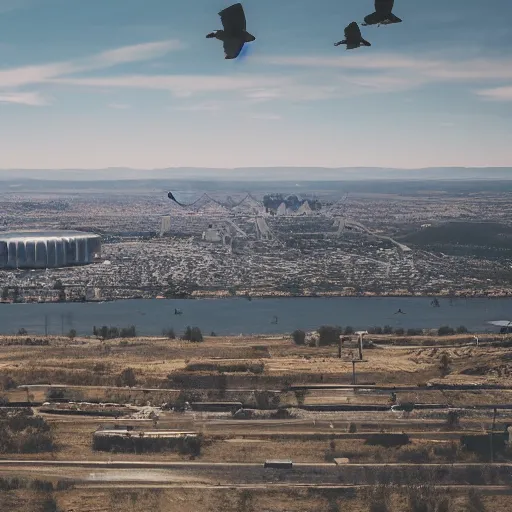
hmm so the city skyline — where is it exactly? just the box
[0,0,511,170]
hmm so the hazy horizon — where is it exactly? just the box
[0,166,510,182]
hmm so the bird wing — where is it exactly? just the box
[344,22,361,40]
[219,3,246,33]
[167,192,186,207]
[375,0,394,14]
[223,37,245,59]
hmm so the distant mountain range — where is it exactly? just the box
[0,167,510,182]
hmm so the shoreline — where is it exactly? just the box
[2,290,512,305]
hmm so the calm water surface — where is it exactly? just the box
[0,297,510,336]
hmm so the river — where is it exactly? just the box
[0,297,510,336]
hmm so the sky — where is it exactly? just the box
[0,0,512,170]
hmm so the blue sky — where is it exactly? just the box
[0,0,511,169]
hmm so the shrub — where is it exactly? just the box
[439,353,451,376]
[162,328,176,339]
[291,329,306,345]
[120,325,136,338]
[407,328,423,336]
[365,433,410,448]
[93,432,202,456]
[318,325,343,346]
[294,389,308,406]
[93,325,136,340]
[467,489,487,512]
[366,485,392,512]
[173,390,202,411]
[0,409,55,453]
[405,483,452,512]
[183,326,203,343]
[117,368,136,388]
[394,328,405,336]
[446,410,460,429]
[46,389,65,401]
[383,325,393,335]
[254,390,280,409]
[0,376,17,391]
[67,329,77,340]
[344,326,354,335]
[438,325,455,336]
[457,325,469,334]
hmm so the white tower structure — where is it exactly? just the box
[160,216,171,237]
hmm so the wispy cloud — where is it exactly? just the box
[49,74,290,97]
[0,91,50,106]
[0,39,184,105]
[173,102,222,112]
[260,53,512,99]
[262,54,512,80]
[250,113,282,121]
[475,86,512,101]
[108,103,131,109]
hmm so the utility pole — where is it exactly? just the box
[356,331,368,361]
[490,407,497,463]
[351,359,368,385]
[338,335,344,359]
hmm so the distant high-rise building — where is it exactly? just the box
[160,216,171,237]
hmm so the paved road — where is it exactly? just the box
[1,460,511,488]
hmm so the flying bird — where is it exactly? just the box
[334,22,371,50]
[167,191,189,207]
[206,3,256,60]
[362,0,402,27]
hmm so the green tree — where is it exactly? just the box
[467,489,487,512]
[318,326,343,346]
[190,327,203,343]
[182,326,192,341]
[120,325,136,338]
[1,287,8,300]
[291,329,306,345]
[344,326,354,335]
[53,280,64,290]
[162,328,176,339]
[438,325,455,336]
[439,353,452,377]
[294,389,308,406]
[67,329,77,340]
[456,325,469,334]
[118,368,136,388]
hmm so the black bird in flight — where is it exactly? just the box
[334,22,371,50]
[362,0,402,27]
[167,191,188,207]
[206,3,256,60]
